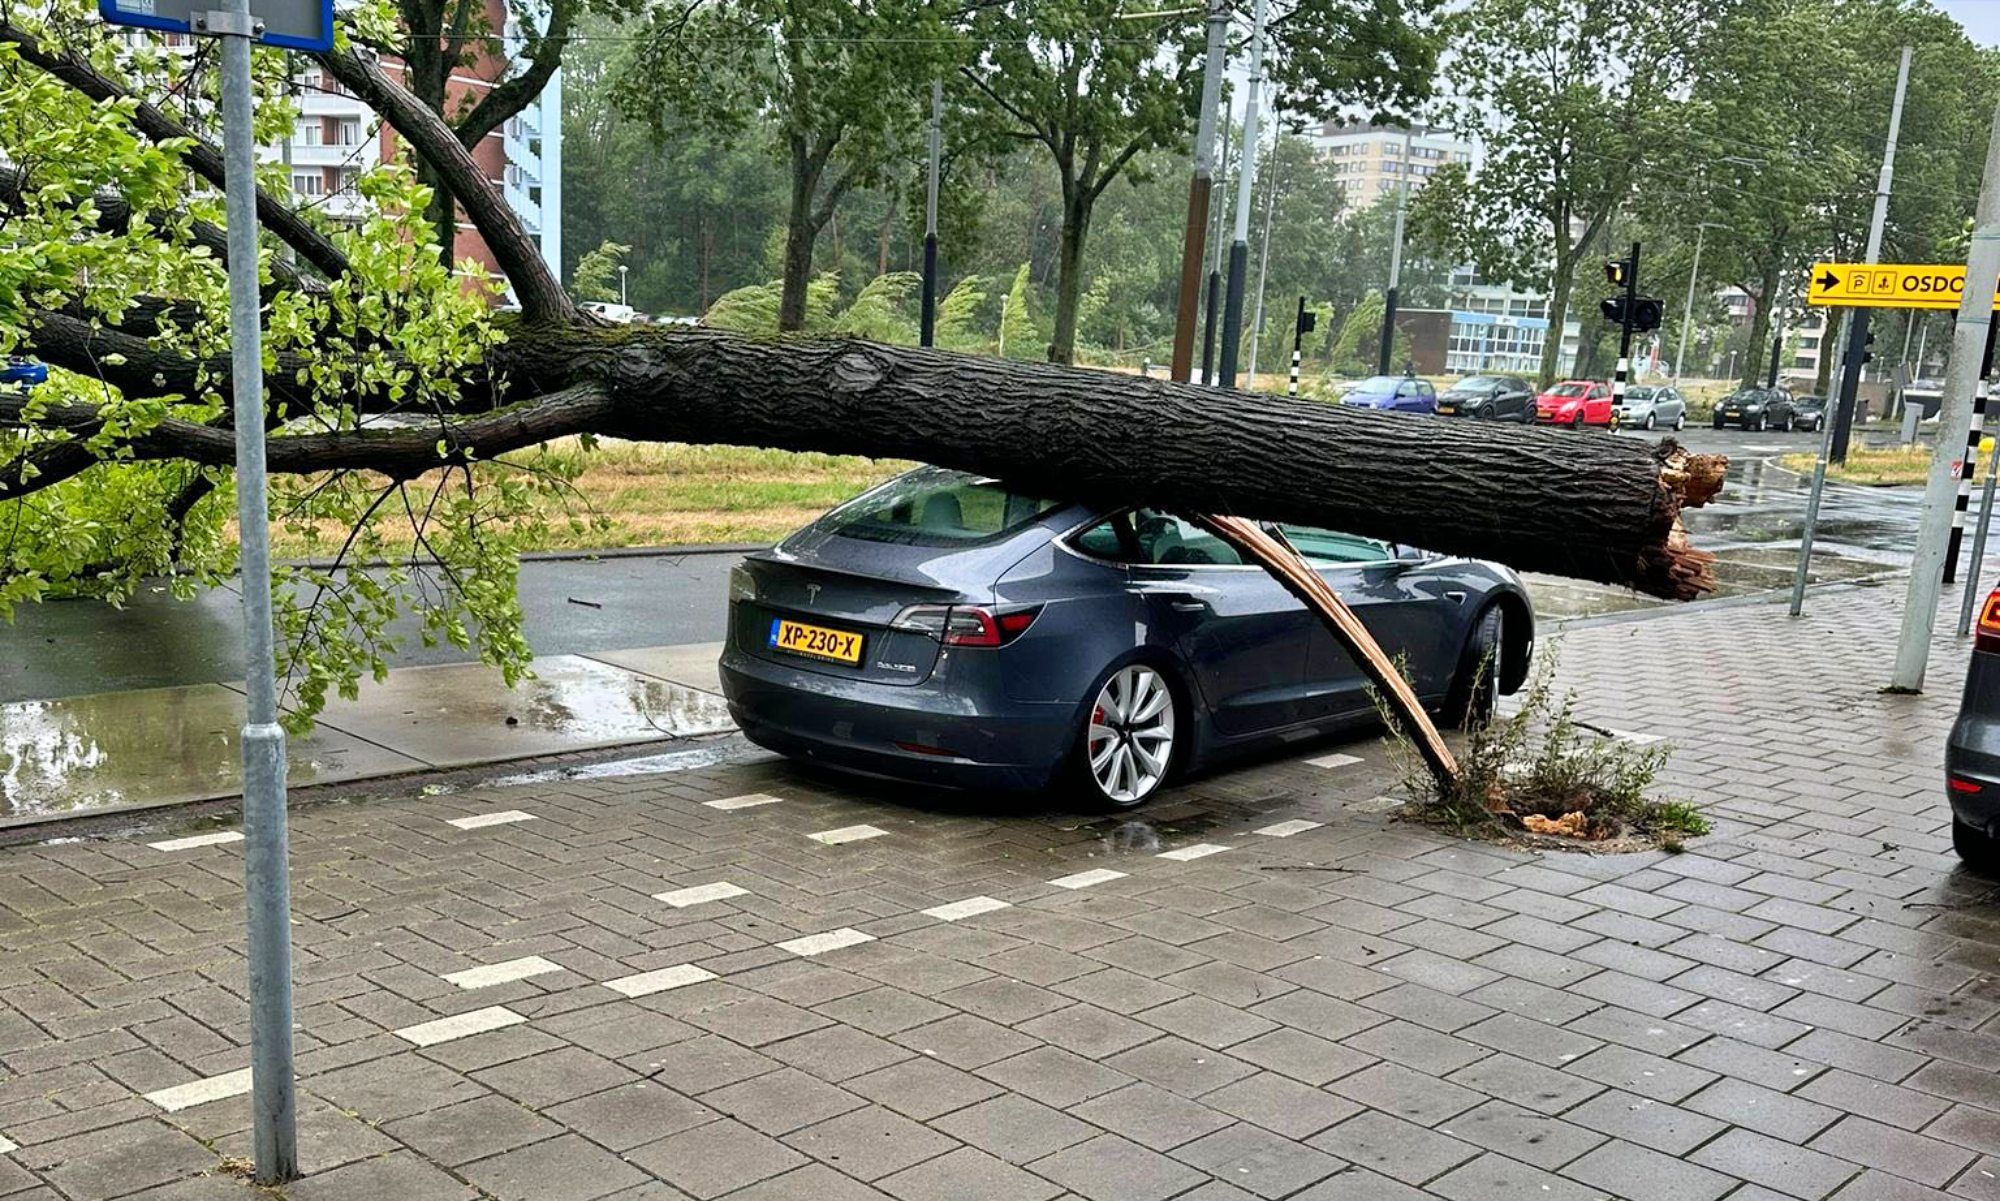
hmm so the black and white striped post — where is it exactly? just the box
[1944,320,2000,583]
[1608,242,1640,432]
[1289,297,1314,397]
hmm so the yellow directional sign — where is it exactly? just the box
[1807,262,2000,310]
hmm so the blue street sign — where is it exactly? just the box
[100,0,334,52]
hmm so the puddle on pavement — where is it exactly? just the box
[0,655,735,820]
[485,742,738,786]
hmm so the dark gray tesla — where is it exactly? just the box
[719,467,1536,807]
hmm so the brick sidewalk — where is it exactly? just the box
[3,584,1998,1201]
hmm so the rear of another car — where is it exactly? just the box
[1947,591,2000,872]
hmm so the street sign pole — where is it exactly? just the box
[213,0,298,1181]
[1959,435,2000,636]
[102,0,329,1183]
[919,79,941,348]
[1611,242,1639,422]
[1892,97,2000,693]
[1945,321,2000,583]
[1216,0,1268,390]
[1831,45,1912,464]
[1288,297,1314,397]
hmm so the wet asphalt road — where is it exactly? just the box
[0,424,1931,703]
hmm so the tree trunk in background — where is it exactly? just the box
[780,148,817,332]
[1540,255,1574,388]
[1048,193,1092,364]
[1741,255,1782,389]
[494,326,1725,599]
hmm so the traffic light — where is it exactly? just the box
[1297,308,1318,336]
[1604,258,1631,287]
[1600,295,1625,324]
[1601,296,1666,332]
[1861,329,1876,365]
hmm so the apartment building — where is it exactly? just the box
[1307,121,1474,207]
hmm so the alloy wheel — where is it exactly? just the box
[1087,665,1176,805]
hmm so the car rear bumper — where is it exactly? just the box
[1948,651,2000,833]
[720,645,1075,792]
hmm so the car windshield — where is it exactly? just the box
[1456,377,1504,392]
[822,470,1066,547]
[1548,383,1587,397]
[1351,376,1400,392]
[1625,387,1656,401]
[1724,390,1762,404]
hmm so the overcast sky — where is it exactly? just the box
[1935,0,2000,45]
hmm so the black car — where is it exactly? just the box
[1791,395,1829,432]
[1947,588,2000,872]
[1713,387,1797,431]
[1434,374,1535,422]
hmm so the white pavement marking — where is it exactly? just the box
[808,824,889,846]
[1604,728,1665,745]
[706,793,785,811]
[1255,820,1323,838]
[447,810,537,830]
[442,956,564,991]
[0,1134,14,1155]
[603,964,717,998]
[1049,868,1127,890]
[143,1068,253,1113]
[1305,752,1363,769]
[654,881,749,908]
[778,929,876,957]
[146,831,244,852]
[923,896,1011,921]
[394,1006,527,1047]
[1157,844,1232,861]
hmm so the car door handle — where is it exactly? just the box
[1445,590,1467,604]
[1170,600,1208,613]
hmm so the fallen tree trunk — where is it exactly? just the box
[496,325,1726,600]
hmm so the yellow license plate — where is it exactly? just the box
[1437,405,1457,414]
[769,618,864,664]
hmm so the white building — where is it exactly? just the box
[1442,268,1584,376]
[1308,122,1474,207]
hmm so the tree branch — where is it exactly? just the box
[1,385,611,477]
[316,47,573,322]
[454,0,575,149]
[0,18,350,282]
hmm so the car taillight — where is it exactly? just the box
[1951,777,1984,795]
[728,565,756,603]
[1978,590,2000,654]
[890,604,1042,647]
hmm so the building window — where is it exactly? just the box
[296,121,321,146]
[292,172,324,196]
[337,119,361,146]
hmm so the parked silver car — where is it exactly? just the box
[1614,385,1687,431]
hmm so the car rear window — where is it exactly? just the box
[1549,383,1586,397]
[822,470,1066,547]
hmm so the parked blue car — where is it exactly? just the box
[1340,373,1437,413]
[720,467,1536,808]
[1,358,47,388]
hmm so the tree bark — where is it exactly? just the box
[483,326,1724,599]
[780,139,820,332]
[1540,252,1574,388]
[1741,252,1782,389]
[1049,191,1092,365]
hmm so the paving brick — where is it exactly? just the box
[463,1133,648,1201]
[974,1047,1131,1110]
[930,1094,1093,1164]
[1228,1027,1374,1087]
[287,1150,479,1201]
[702,1068,863,1136]
[893,1015,1037,1070]
[1308,1110,1477,1185]
[474,1046,638,1109]
[848,1056,1003,1121]
[1566,1044,1718,1104]
[1564,1088,1727,1156]
[878,1146,1061,1201]
[1172,1122,1345,1199]
[543,1082,715,1152]
[1101,1038,1254,1099]
[1327,1062,1483,1127]
[1068,1083,1233,1150]
[1428,1151,1607,1201]
[1808,1117,1978,1189]
[1796,1068,1951,1131]
[1564,1138,1737,1201]
[1688,1128,1861,1200]
[782,1105,958,1180]
[627,1118,808,1199]
[1030,1133,1207,1201]
[1202,1071,1359,1140]
[1442,1098,1606,1172]
[384,1095,563,1167]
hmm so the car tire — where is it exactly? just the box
[1442,606,1505,731]
[1675,413,1686,431]
[1478,406,1497,420]
[1751,415,1765,432]
[1955,819,2000,876]
[1070,659,1184,810]
[1642,413,1656,430]
[1572,412,1585,430]
[1713,418,1726,430]
[1779,414,1794,433]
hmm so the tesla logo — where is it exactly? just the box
[805,583,821,603]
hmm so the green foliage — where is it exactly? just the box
[570,240,630,303]
[1380,643,1708,845]
[999,264,1041,360]
[935,275,989,351]
[831,272,921,342]
[1328,292,1384,378]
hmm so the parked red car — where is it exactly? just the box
[1535,380,1614,427]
